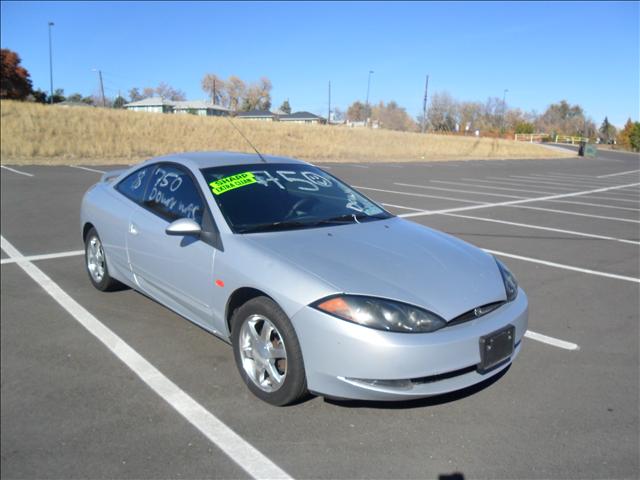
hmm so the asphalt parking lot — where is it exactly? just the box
[1,147,639,479]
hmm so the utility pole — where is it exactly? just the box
[48,22,54,104]
[98,70,106,107]
[501,88,508,134]
[212,79,217,105]
[365,70,374,127]
[421,74,429,133]
[328,81,331,125]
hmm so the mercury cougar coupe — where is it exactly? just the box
[80,151,528,405]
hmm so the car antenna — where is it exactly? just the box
[223,114,268,163]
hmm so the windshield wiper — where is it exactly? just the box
[316,212,391,225]
[236,220,316,234]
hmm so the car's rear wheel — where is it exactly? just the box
[85,227,121,291]
[231,296,308,406]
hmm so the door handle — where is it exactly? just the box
[129,223,139,235]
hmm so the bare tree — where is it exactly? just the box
[427,92,458,131]
[155,82,186,101]
[201,73,226,105]
[226,76,246,111]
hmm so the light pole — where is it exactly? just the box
[365,70,374,126]
[48,21,55,103]
[501,88,508,134]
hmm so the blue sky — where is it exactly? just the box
[1,1,638,126]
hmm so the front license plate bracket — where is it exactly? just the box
[478,325,515,374]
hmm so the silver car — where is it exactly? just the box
[80,152,528,405]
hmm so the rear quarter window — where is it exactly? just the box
[115,166,153,204]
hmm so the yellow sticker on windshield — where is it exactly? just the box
[209,172,257,195]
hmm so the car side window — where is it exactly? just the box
[115,166,153,204]
[144,165,204,224]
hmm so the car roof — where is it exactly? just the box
[142,151,308,171]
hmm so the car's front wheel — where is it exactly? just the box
[84,227,121,292]
[231,296,308,406]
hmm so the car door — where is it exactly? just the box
[127,163,218,330]
[102,165,155,284]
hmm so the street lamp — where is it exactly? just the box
[48,21,55,104]
[365,70,374,126]
[501,88,508,134]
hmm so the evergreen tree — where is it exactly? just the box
[279,99,292,114]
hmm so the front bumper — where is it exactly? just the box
[290,288,528,401]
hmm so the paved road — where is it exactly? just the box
[1,150,639,479]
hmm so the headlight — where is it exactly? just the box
[311,295,446,333]
[495,258,518,302]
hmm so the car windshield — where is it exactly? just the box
[201,163,393,233]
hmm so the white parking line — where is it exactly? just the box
[501,176,617,189]
[445,213,639,245]
[0,235,292,480]
[513,175,638,189]
[1,165,34,177]
[524,330,579,351]
[395,182,640,212]
[1,250,84,265]
[68,165,107,174]
[381,203,425,211]
[528,173,631,185]
[597,169,640,178]
[508,205,639,224]
[465,178,640,202]
[397,181,640,218]
[484,248,640,284]
[355,185,488,206]
[444,178,640,204]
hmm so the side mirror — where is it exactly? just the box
[165,218,202,236]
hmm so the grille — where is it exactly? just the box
[446,301,506,327]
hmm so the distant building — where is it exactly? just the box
[235,109,276,121]
[279,111,326,124]
[172,100,230,117]
[123,97,175,113]
[124,97,230,116]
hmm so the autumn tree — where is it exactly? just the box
[618,119,640,151]
[347,101,366,121]
[0,49,33,99]
[371,101,416,131]
[617,118,635,149]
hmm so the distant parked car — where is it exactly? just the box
[80,152,528,405]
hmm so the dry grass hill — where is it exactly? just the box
[0,100,572,165]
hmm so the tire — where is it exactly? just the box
[231,296,308,406]
[84,227,122,292]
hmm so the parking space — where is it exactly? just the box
[1,150,639,479]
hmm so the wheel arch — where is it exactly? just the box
[82,222,95,242]
[225,287,276,335]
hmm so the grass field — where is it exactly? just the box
[0,100,572,165]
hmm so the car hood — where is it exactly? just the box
[245,217,507,321]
